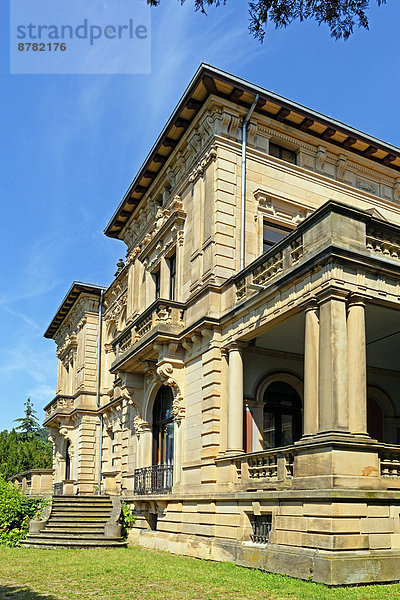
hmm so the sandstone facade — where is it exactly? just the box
[43,65,400,584]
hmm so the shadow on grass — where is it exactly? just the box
[0,585,58,599]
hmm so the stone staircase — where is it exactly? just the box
[21,495,126,548]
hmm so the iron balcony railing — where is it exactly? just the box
[134,464,173,495]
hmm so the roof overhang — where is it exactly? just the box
[44,281,106,339]
[104,63,400,240]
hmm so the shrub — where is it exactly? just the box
[121,502,135,539]
[0,477,44,546]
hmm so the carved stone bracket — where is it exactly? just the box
[121,385,136,408]
[133,415,151,439]
[156,362,185,424]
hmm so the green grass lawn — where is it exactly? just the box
[0,546,400,600]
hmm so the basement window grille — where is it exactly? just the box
[250,514,272,544]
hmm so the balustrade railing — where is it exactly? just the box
[379,446,400,477]
[114,300,185,357]
[366,225,400,260]
[44,395,74,419]
[134,464,173,495]
[235,233,303,302]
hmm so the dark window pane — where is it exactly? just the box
[269,142,296,165]
[169,253,176,301]
[263,381,302,448]
[263,223,291,253]
[154,270,160,299]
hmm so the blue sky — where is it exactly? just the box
[1,0,399,430]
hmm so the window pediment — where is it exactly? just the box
[139,197,186,269]
[254,190,312,228]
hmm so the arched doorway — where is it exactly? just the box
[263,381,302,448]
[65,440,71,480]
[152,386,174,466]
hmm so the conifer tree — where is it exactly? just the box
[14,398,41,439]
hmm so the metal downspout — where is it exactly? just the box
[240,94,259,271]
[96,290,104,495]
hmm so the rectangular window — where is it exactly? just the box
[168,253,176,301]
[153,269,161,300]
[269,142,296,165]
[263,221,291,253]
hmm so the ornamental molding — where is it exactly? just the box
[120,384,136,408]
[54,295,99,349]
[255,189,312,226]
[56,333,78,363]
[139,196,186,267]
[104,289,127,327]
[103,406,122,430]
[256,125,315,153]
[133,415,151,439]
[156,361,185,424]
[188,145,217,184]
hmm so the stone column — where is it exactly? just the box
[135,420,152,468]
[318,289,349,434]
[303,300,319,437]
[217,348,229,456]
[347,295,368,435]
[226,344,244,454]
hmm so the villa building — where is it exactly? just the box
[42,64,400,584]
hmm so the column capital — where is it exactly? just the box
[299,296,319,312]
[347,293,368,309]
[315,285,349,305]
[226,341,247,354]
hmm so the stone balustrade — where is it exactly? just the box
[379,445,400,477]
[235,233,302,302]
[238,447,295,490]
[366,224,400,260]
[44,395,74,419]
[114,300,185,358]
[10,469,54,496]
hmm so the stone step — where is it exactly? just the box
[23,494,123,549]
[29,533,112,540]
[50,511,111,518]
[44,529,105,535]
[44,523,105,530]
[47,517,107,527]
[51,503,112,509]
[52,495,110,501]
[21,538,126,548]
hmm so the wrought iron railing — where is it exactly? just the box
[250,514,272,544]
[133,464,173,495]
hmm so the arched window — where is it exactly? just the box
[263,381,302,448]
[152,386,174,466]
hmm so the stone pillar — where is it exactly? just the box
[217,348,229,456]
[303,301,319,437]
[176,231,184,303]
[226,344,244,454]
[140,425,153,468]
[347,295,368,435]
[173,420,182,487]
[318,289,349,434]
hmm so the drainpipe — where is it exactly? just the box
[96,290,104,496]
[240,93,259,271]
